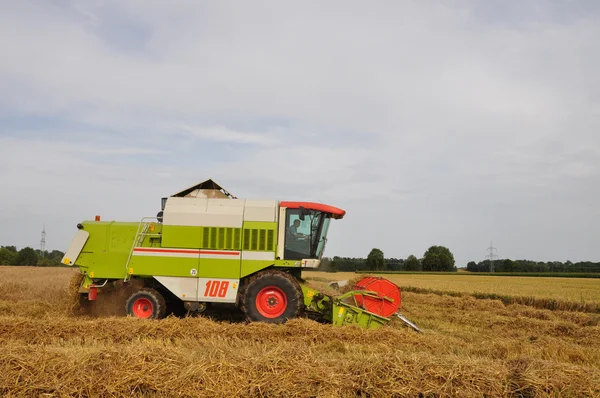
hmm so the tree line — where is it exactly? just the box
[466,259,600,273]
[0,246,66,266]
[320,245,457,272]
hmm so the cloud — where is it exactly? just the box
[175,124,280,146]
[0,0,599,266]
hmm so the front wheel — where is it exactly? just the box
[240,270,303,324]
[125,288,166,319]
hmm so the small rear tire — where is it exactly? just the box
[240,270,303,324]
[125,288,166,319]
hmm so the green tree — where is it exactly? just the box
[318,257,337,272]
[3,246,17,253]
[330,256,343,271]
[386,258,404,271]
[15,247,39,266]
[466,261,478,272]
[422,245,455,272]
[0,247,18,265]
[45,250,65,266]
[37,257,52,266]
[501,259,516,272]
[404,255,421,271]
[366,248,385,271]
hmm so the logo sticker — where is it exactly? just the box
[190,268,197,276]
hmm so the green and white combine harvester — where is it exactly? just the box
[62,179,420,331]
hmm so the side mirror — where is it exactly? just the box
[161,197,167,210]
[299,206,306,221]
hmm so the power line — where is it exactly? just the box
[486,242,497,272]
[40,224,46,255]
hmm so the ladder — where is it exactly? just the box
[124,216,161,282]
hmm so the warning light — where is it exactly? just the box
[95,215,101,221]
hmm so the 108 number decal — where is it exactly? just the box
[204,280,230,298]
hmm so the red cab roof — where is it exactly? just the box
[279,201,346,219]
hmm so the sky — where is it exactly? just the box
[1,0,599,267]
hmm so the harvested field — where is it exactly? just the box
[1,266,599,397]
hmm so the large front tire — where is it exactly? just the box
[240,270,303,324]
[125,288,166,319]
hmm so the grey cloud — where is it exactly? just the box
[176,125,282,146]
[0,0,599,266]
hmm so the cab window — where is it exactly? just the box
[284,209,312,259]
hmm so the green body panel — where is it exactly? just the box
[87,252,130,279]
[237,221,278,277]
[77,221,138,279]
[199,259,240,279]
[240,260,273,278]
[273,259,304,267]
[162,225,242,250]
[130,256,199,278]
[74,219,283,280]
[161,221,276,252]
[74,216,296,290]
[161,225,204,249]
[241,221,277,252]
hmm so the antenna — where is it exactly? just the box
[486,242,497,272]
[40,224,46,255]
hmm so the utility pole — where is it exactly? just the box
[486,242,497,272]
[40,224,46,256]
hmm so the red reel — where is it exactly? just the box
[352,277,401,317]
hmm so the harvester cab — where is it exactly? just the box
[279,201,344,268]
[61,179,420,332]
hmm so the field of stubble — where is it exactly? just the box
[0,266,599,397]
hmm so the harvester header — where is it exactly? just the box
[62,179,417,331]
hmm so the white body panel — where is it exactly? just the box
[133,247,241,260]
[154,276,198,301]
[243,199,279,222]
[132,247,200,258]
[163,197,245,227]
[163,197,279,227]
[154,276,240,303]
[241,251,275,261]
[301,259,321,268]
[277,207,287,259]
[61,230,89,266]
[197,278,239,303]
[200,250,241,260]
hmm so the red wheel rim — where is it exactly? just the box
[255,286,287,318]
[132,297,154,318]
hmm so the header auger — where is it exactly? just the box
[62,179,420,331]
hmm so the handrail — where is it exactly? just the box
[90,279,109,288]
[124,216,160,282]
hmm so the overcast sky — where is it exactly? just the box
[1,0,599,266]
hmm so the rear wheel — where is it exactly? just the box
[240,269,303,324]
[125,288,166,319]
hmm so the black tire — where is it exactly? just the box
[240,269,304,324]
[125,288,166,319]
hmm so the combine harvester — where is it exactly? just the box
[62,179,420,331]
